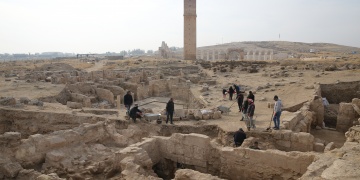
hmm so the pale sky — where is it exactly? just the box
[1,0,359,54]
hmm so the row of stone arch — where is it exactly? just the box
[196,48,274,61]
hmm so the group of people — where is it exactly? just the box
[233,94,283,147]
[124,91,143,123]
[223,84,241,100]
[124,91,175,124]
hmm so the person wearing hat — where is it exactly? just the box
[273,95,283,130]
[247,98,256,131]
[129,103,143,123]
[233,128,247,147]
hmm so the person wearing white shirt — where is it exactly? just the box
[273,95,282,130]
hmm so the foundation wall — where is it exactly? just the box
[320,81,360,104]
[0,108,127,137]
[115,133,315,180]
[337,102,360,132]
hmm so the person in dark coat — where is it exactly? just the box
[236,93,244,112]
[124,91,133,113]
[228,86,235,100]
[241,98,249,121]
[222,89,227,99]
[247,91,255,101]
[166,98,175,124]
[233,84,240,94]
[247,99,256,131]
[233,128,247,147]
[129,104,142,123]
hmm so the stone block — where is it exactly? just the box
[213,111,222,119]
[345,126,360,142]
[19,97,30,104]
[276,140,291,148]
[3,132,21,140]
[194,110,202,120]
[183,144,194,156]
[166,141,176,155]
[313,143,325,152]
[95,88,115,105]
[0,162,22,178]
[298,132,314,144]
[193,146,205,160]
[282,130,292,141]
[47,136,67,147]
[272,131,282,140]
[336,105,360,130]
[175,143,185,156]
[183,133,211,148]
[66,101,83,109]
[352,98,360,115]
[46,150,65,162]
[324,142,335,152]
[0,97,16,106]
[202,114,210,120]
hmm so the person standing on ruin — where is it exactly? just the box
[233,128,247,147]
[273,95,283,130]
[241,98,249,121]
[247,99,256,131]
[166,98,175,124]
[222,88,227,99]
[247,91,255,101]
[124,91,133,114]
[233,84,240,94]
[228,86,235,100]
[236,92,244,112]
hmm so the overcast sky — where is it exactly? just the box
[1,0,359,54]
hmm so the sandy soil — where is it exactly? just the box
[1,58,359,144]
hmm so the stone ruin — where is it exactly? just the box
[1,61,360,179]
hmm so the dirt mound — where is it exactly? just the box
[35,63,76,71]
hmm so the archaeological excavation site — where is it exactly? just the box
[1,0,360,180]
[1,49,360,180]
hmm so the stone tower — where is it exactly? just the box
[184,0,197,60]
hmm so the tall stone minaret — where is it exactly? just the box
[184,0,197,60]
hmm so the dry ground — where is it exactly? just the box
[1,57,359,146]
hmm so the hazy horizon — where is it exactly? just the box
[1,0,360,54]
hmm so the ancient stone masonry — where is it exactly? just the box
[197,48,274,61]
[184,0,197,60]
[2,44,360,179]
[115,133,315,180]
[158,41,175,59]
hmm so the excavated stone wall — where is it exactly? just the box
[0,108,127,138]
[320,81,360,104]
[301,126,360,179]
[337,101,360,132]
[115,133,315,180]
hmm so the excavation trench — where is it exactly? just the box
[320,81,360,132]
[116,133,316,180]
